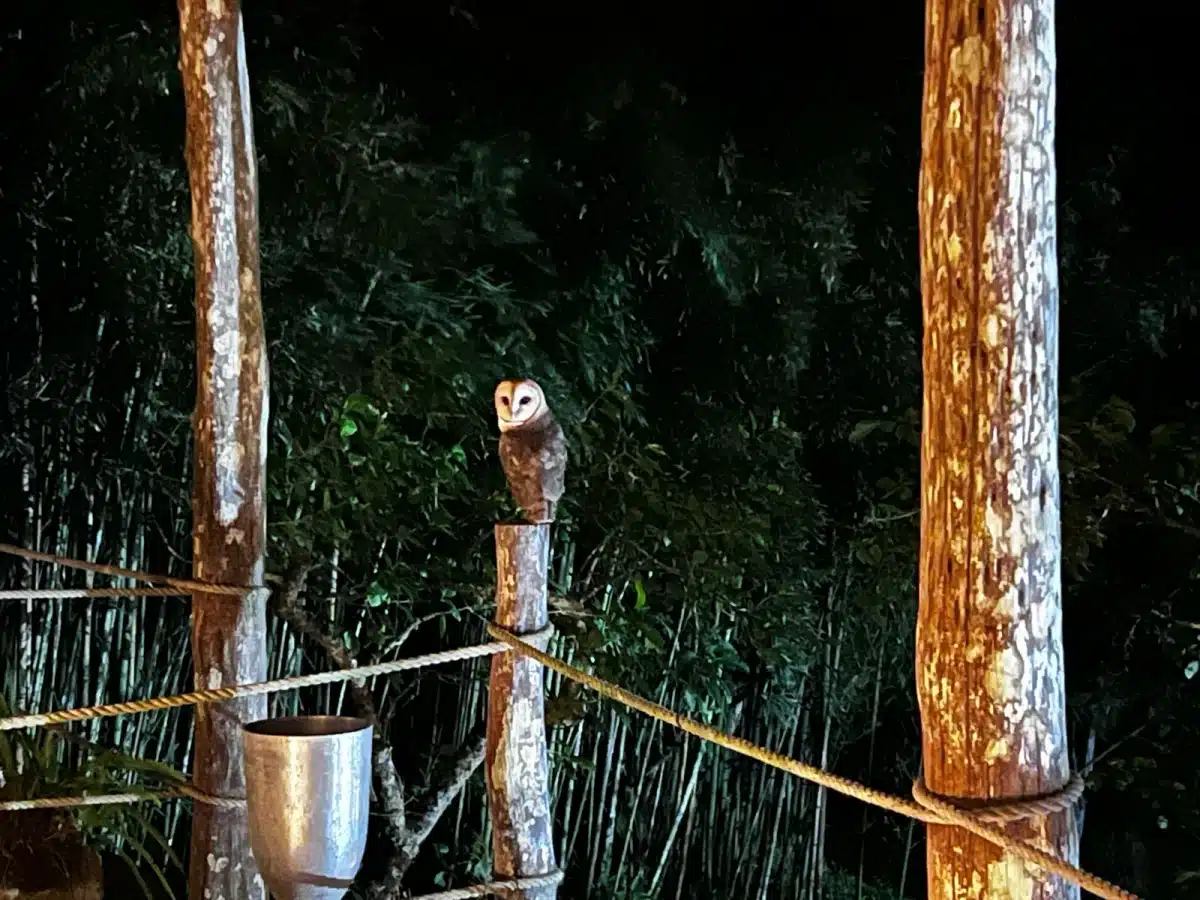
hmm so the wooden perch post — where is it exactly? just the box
[486,524,558,900]
[177,0,269,897]
[917,1,1076,899]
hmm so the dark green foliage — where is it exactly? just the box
[0,698,186,898]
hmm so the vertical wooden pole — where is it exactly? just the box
[487,524,558,899]
[177,1,269,897]
[916,1,1076,899]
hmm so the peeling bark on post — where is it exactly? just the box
[177,1,269,897]
[916,1,1077,898]
[487,524,558,900]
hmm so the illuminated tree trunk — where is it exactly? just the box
[916,1,1078,899]
[177,1,269,897]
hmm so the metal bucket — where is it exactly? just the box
[243,715,373,900]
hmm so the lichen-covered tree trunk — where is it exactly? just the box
[177,1,269,897]
[916,1,1078,898]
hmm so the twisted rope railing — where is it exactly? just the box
[486,624,1138,900]
[0,624,1135,899]
[0,782,245,811]
[0,542,248,596]
[0,543,1137,900]
[0,641,506,810]
[0,642,506,732]
[0,586,191,599]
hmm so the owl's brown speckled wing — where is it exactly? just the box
[538,419,568,505]
[498,416,568,523]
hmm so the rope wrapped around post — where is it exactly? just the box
[484,624,1139,900]
[0,621,1137,900]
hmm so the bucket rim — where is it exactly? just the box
[243,714,373,739]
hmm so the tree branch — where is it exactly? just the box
[371,730,488,898]
[271,559,377,725]
[271,560,489,898]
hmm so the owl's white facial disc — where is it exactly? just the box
[495,379,546,431]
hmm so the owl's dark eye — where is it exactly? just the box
[519,397,531,406]
[501,397,510,406]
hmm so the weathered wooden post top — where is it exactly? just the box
[486,378,566,899]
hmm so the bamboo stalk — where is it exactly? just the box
[649,737,706,897]
[586,708,618,893]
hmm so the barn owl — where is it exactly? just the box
[494,379,568,524]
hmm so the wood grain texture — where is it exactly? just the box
[177,0,269,896]
[487,524,558,900]
[917,0,1078,898]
